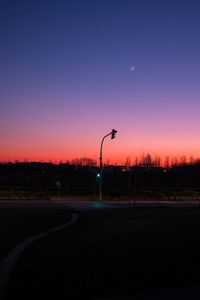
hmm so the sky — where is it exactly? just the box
[1,0,200,164]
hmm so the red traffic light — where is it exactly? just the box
[111,129,117,139]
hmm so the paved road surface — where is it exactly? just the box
[0,199,199,211]
[52,199,200,211]
[1,199,200,300]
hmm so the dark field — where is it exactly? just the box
[2,206,200,299]
[0,203,71,261]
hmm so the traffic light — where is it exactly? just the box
[111,129,117,139]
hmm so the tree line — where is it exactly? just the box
[2,153,200,168]
[1,158,200,200]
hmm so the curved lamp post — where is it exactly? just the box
[99,129,118,201]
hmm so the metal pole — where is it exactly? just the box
[99,132,112,201]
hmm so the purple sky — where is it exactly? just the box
[1,0,200,164]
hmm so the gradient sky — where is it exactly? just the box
[1,0,200,164]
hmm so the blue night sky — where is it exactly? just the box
[1,0,200,164]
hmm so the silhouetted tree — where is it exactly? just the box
[171,156,178,167]
[142,153,152,167]
[153,155,161,167]
[134,157,138,166]
[179,155,187,165]
[71,157,96,167]
[164,156,170,168]
[124,157,131,170]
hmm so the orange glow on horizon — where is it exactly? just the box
[1,150,200,166]
[1,132,200,166]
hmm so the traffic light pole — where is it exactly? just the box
[99,129,117,201]
[99,133,110,201]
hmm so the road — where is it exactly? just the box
[1,199,200,300]
[0,199,199,211]
[52,199,200,210]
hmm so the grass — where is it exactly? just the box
[4,207,200,299]
[2,187,200,201]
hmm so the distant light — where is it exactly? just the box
[97,173,101,177]
[130,66,135,71]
